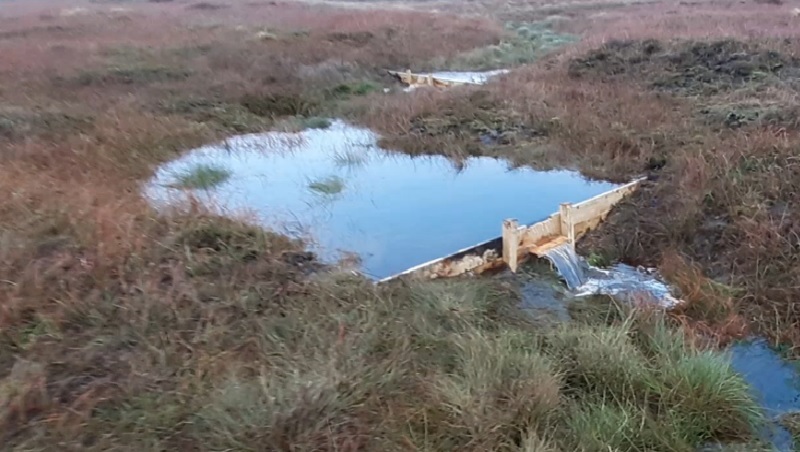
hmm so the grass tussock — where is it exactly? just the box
[307,175,345,195]
[0,228,763,450]
[779,411,800,443]
[171,162,232,190]
[186,281,758,452]
[555,311,761,451]
[429,21,577,71]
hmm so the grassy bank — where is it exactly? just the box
[1,222,764,449]
[0,0,789,448]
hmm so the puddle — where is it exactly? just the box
[146,120,617,279]
[728,339,800,450]
[498,260,572,323]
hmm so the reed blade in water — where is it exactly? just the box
[543,242,586,290]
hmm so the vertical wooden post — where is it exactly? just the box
[502,219,520,273]
[559,203,575,250]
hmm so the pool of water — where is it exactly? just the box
[728,339,800,450]
[496,260,573,323]
[146,120,618,279]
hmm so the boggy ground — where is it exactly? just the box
[0,0,793,449]
[363,5,800,352]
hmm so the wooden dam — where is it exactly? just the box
[387,69,469,88]
[379,178,644,283]
[387,69,508,89]
[381,67,646,285]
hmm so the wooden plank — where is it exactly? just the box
[378,236,503,283]
[502,219,520,273]
[379,177,644,284]
[559,203,575,247]
[387,69,466,89]
[528,235,569,256]
[519,214,561,248]
[570,179,642,225]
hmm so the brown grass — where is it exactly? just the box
[0,0,792,447]
[356,3,800,354]
[0,1,508,447]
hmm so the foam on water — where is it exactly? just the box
[577,264,682,309]
[539,242,680,308]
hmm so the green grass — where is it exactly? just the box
[332,148,368,169]
[172,163,232,190]
[431,21,578,71]
[779,411,800,445]
[549,314,762,451]
[1,209,765,449]
[308,175,345,195]
[178,276,760,450]
[586,251,612,268]
[325,81,379,100]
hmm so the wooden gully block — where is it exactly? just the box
[502,219,520,273]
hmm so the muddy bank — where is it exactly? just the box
[568,39,800,129]
[568,39,800,95]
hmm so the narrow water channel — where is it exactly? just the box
[728,339,800,450]
[512,260,800,450]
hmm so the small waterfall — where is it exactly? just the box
[542,242,586,290]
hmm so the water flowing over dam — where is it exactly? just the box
[541,242,586,290]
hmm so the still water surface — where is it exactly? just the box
[146,120,617,278]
